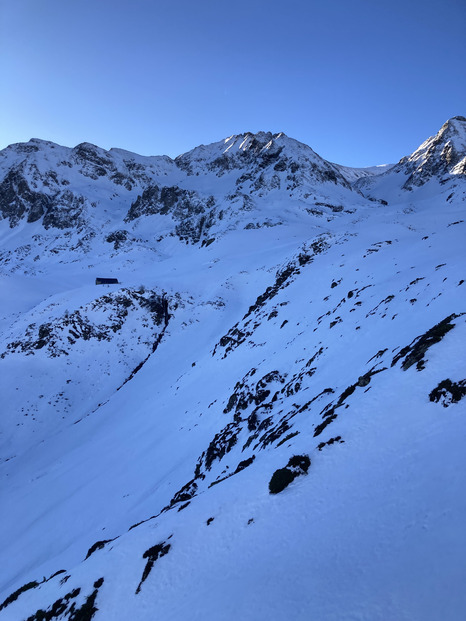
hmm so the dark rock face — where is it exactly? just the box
[0,168,53,227]
[105,230,129,249]
[71,142,116,180]
[70,143,166,188]
[0,166,88,229]
[391,314,463,371]
[42,190,87,229]
[126,185,160,219]
[126,184,217,244]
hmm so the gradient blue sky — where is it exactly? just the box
[1,0,465,166]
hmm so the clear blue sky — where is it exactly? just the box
[1,0,465,166]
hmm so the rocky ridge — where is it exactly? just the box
[355,115,466,200]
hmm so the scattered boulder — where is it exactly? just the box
[429,379,466,407]
[269,454,311,494]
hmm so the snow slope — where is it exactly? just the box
[0,119,465,621]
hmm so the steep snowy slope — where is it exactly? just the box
[0,120,465,621]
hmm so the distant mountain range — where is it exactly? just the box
[0,117,465,621]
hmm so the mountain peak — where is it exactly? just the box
[447,115,466,123]
[224,131,286,151]
[437,115,466,144]
[176,131,290,165]
[388,116,466,188]
[174,130,351,188]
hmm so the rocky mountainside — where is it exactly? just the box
[0,119,465,621]
[397,115,466,185]
[0,131,384,254]
[355,115,466,201]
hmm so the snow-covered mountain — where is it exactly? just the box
[0,119,465,621]
[355,115,466,202]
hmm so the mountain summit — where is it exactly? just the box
[354,115,466,200]
[175,130,351,187]
[399,115,466,186]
